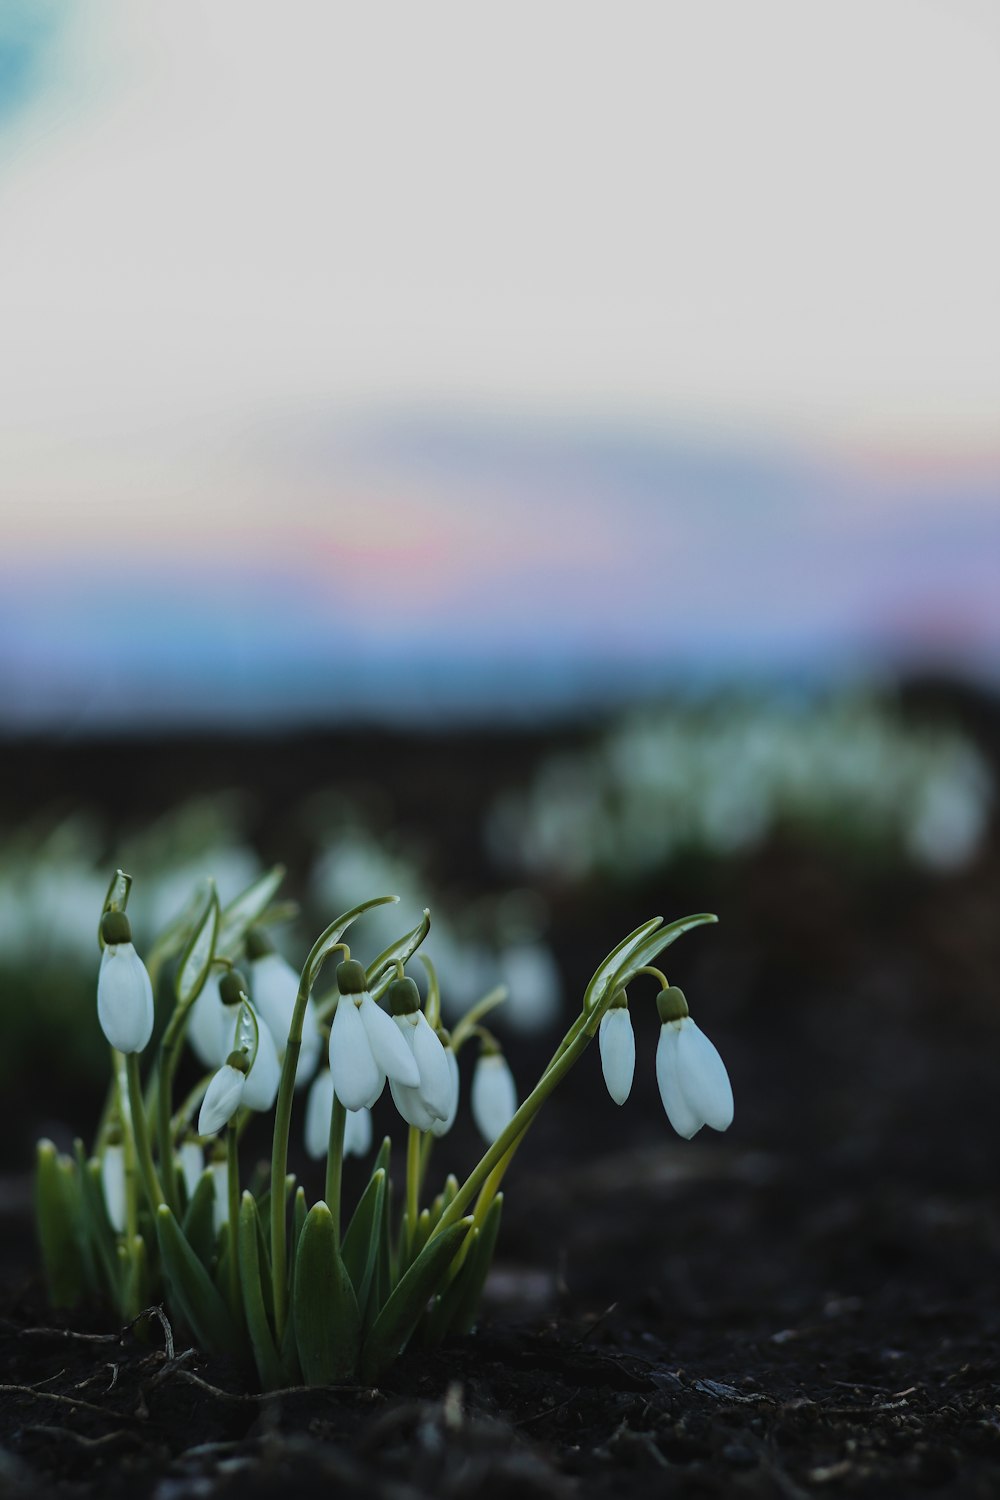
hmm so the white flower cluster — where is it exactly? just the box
[598,987,733,1139]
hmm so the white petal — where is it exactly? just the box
[179,1141,204,1200]
[412,1012,453,1120]
[389,1075,437,1131]
[359,993,420,1086]
[329,997,382,1111]
[295,1000,323,1089]
[101,1144,126,1234]
[655,1024,703,1139]
[250,952,299,1055]
[343,1106,372,1158]
[599,1008,635,1106]
[188,974,227,1068]
[430,1048,460,1138]
[675,1018,734,1132]
[198,1063,247,1136]
[97,942,155,1054]
[304,1068,335,1159]
[210,1160,230,1233]
[239,1017,281,1112]
[471,1054,517,1144]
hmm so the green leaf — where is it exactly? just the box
[607,913,718,998]
[73,1143,120,1300]
[428,1174,459,1229]
[303,894,400,999]
[238,1193,283,1390]
[360,1218,473,1383]
[293,1202,360,1385]
[428,1194,504,1343]
[35,1141,83,1307]
[583,917,662,1012]
[418,953,442,1029]
[367,909,431,999]
[156,1204,242,1355]
[175,884,220,1008]
[182,1168,218,1271]
[98,868,132,945]
[341,1169,386,1321]
[124,1234,149,1322]
[217,865,287,961]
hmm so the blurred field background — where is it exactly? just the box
[1,1,998,1187]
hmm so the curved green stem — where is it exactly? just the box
[406,1126,421,1258]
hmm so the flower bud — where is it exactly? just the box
[471,1050,517,1144]
[97,940,155,1054]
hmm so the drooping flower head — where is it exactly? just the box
[329,958,419,1112]
[654,985,733,1139]
[598,989,635,1106]
[97,910,155,1055]
[387,976,454,1131]
[471,1043,517,1144]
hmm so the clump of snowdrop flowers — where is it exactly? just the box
[596,967,733,1137]
[36,864,731,1390]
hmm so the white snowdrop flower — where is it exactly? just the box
[429,1046,460,1138]
[343,1105,372,1158]
[358,991,419,1086]
[97,912,155,1054]
[179,1139,204,1200]
[304,1068,335,1159]
[210,1159,230,1233]
[248,937,322,1087]
[188,973,227,1069]
[599,1001,635,1106]
[385,976,452,1131]
[328,960,418,1111]
[654,987,733,1140]
[197,1059,248,1136]
[226,1006,280,1113]
[471,1050,517,1144]
[329,993,384,1111]
[100,1142,126,1234]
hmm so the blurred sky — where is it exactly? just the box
[0,1,998,729]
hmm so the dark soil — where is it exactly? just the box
[3,690,1000,1497]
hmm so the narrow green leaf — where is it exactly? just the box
[360,1218,473,1382]
[156,1204,241,1355]
[303,894,400,998]
[293,1202,360,1385]
[583,917,661,1012]
[238,1193,282,1390]
[368,909,431,999]
[124,1234,149,1321]
[607,912,718,998]
[341,1169,386,1320]
[428,1174,459,1229]
[35,1141,83,1307]
[217,864,287,961]
[429,1194,504,1342]
[293,1184,307,1256]
[175,884,220,1008]
[182,1168,218,1270]
[74,1144,120,1300]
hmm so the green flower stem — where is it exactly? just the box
[269,939,351,1342]
[124,1052,165,1213]
[155,987,208,1213]
[226,1123,241,1318]
[431,989,613,1246]
[450,987,507,1054]
[324,1095,346,1242]
[406,1126,421,1258]
[637,965,669,990]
